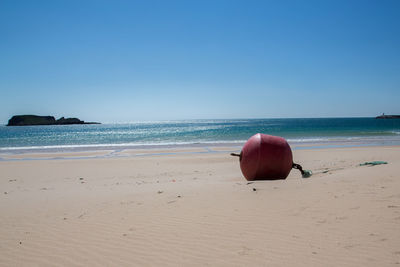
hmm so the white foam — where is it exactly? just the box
[0,140,247,151]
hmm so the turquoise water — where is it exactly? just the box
[1,118,400,152]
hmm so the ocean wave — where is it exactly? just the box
[0,140,247,151]
[2,135,400,152]
[286,138,327,143]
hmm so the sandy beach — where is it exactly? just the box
[1,145,400,266]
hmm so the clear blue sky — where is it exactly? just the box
[1,0,399,123]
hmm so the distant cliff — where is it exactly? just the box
[376,114,400,119]
[7,115,100,126]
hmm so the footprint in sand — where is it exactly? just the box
[238,246,252,256]
[344,244,360,249]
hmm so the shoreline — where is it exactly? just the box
[1,143,399,163]
[1,136,400,160]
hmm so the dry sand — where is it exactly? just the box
[1,146,400,266]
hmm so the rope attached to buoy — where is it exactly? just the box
[230,152,241,160]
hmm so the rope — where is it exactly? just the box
[230,152,242,160]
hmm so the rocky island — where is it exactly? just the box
[7,115,100,126]
[376,114,400,119]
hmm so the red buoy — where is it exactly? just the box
[235,133,293,180]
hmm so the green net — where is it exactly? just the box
[302,170,312,178]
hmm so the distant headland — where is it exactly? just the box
[376,114,400,119]
[7,115,100,126]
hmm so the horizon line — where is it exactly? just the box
[0,115,386,125]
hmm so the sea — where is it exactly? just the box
[1,118,400,153]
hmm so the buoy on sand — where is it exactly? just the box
[231,133,310,180]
